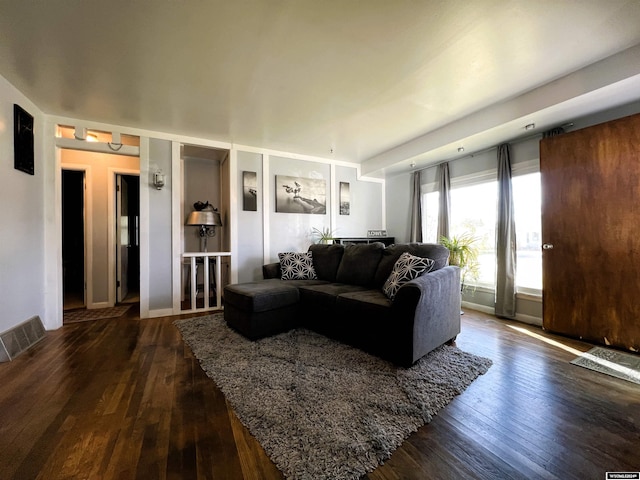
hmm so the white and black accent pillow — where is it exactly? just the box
[278,252,318,280]
[383,252,434,301]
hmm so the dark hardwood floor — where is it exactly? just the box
[0,306,638,480]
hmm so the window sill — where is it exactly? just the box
[465,284,542,302]
[516,288,542,301]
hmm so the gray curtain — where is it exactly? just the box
[495,143,517,318]
[409,171,423,242]
[437,162,450,242]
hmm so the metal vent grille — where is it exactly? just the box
[0,316,46,362]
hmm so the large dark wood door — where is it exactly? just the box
[540,112,640,352]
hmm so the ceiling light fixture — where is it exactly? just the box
[74,126,87,140]
[458,147,464,153]
[109,131,123,151]
[525,123,536,131]
[73,126,99,142]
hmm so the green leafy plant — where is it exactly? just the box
[440,233,480,289]
[311,227,335,244]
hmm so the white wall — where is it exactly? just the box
[233,152,386,281]
[0,71,387,328]
[148,138,173,311]
[385,173,413,244]
[268,156,331,259]
[334,165,383,238]
[237,151,264,282]
[0,76,47,332]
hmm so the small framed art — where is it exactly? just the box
[339,182,350,215]
[14,104,34,175]
[243,171,258,211]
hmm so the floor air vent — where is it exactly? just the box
[0,316,46,362]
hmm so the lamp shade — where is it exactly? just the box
[186,210,222,227]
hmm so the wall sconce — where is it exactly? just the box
[153,170,165,190]
[185,201,223,251]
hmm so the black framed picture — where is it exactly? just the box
[243,171,257,211]
[275,175,326,214]
[339,182,350,215]
[14,104,34,175]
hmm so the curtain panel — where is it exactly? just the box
[495,143,517,318]
[437,163,450,241]
[410,171,423,242]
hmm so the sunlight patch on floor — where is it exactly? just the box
[506,324,584,356]
[507,324,640,381]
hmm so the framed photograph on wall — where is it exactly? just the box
[275,175,326,214]
[14,104,34,175]
[242,171,258,211]
[339,182,350,215]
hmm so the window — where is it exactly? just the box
[449,182,497,287]
[513,172,542,292]
[421,164,542,294]
[423,191,439,243]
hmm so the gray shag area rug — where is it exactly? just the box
[175,314,492,480]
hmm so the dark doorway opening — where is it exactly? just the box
[62,169,85,310]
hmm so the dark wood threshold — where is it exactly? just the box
[0,306,638,479]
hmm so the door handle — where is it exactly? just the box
[542,243,554,250]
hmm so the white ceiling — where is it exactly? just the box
[2,0,640,176]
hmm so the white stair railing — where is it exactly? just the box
[182,252,231,313]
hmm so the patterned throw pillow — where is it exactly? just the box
[278,252,318,280]
[383,252,435,301]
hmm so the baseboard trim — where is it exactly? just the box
[462,301,542,327]
[147,308,174,319]
[88,302,112,309]
[462,301,493,315]
[513,313,542,326]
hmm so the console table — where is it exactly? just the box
[333,237,395,246]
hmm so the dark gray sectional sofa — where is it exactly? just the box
[224,242,461,367]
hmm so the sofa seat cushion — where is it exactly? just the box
[225,279,326,313]
[335,289,392,317]
[298,283,369,308]
[335,242,385,286]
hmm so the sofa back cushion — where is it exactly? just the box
[335,242,385,286]
[308,243,345,282]
[374,243,450,287]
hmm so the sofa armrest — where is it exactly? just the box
[262,262,281,279]
[393,265,461,365]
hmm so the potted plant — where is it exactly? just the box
[440,233,480,290]
[311,227,335,244]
